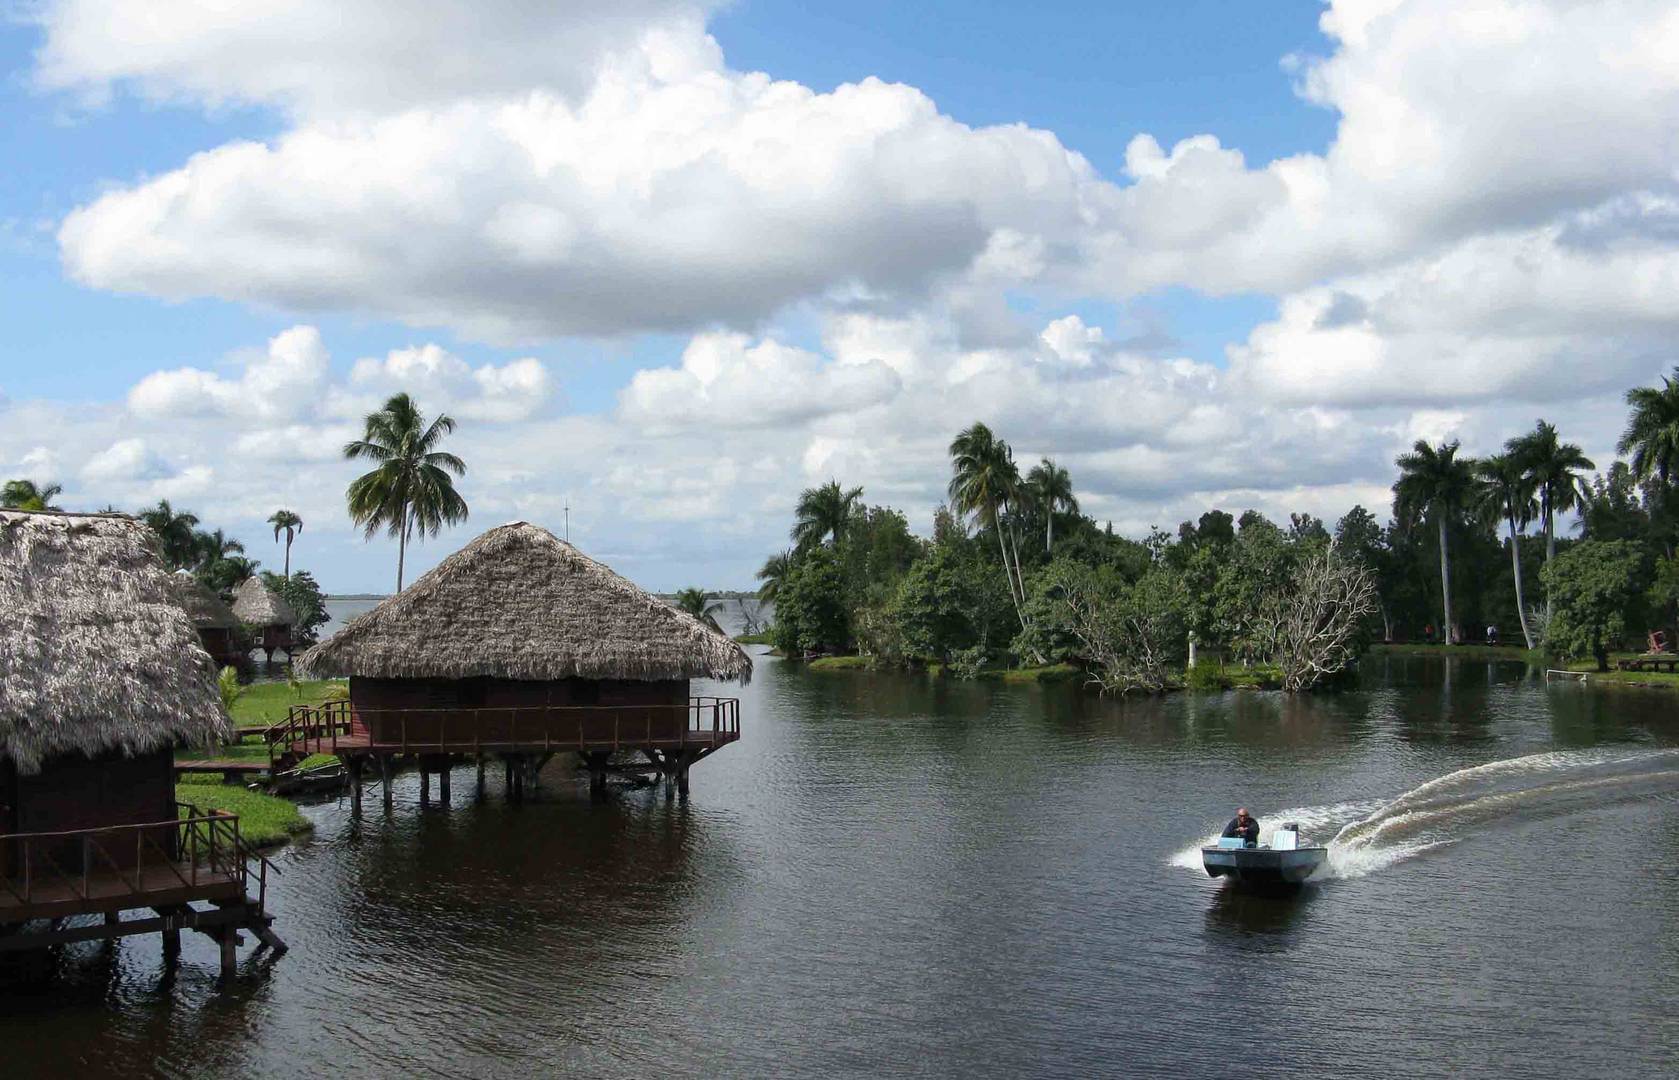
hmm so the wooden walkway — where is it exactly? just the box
[1617,655,1679,673]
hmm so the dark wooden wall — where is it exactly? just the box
[349,677,691,745]
[3,748,177,875]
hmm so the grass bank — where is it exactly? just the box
[230,679,348,726]
[176,781,312,848]
[734,631,773,645]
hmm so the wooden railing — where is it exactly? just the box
[269,697,741,759]
[0,807,278,915]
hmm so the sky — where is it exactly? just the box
[1,0,1675,593]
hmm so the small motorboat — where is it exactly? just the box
[1202,822,1326,889]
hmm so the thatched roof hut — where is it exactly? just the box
[232,574,296,628]
[0,510,231,775]
[299,521,751,683]
[168,570,239,629]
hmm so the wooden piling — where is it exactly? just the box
[439,762,451,805]
[380,755,394,811]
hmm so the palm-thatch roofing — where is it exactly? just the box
[299,522,752,683]
[168,570,240,629]
[232,574,296,628]
[0,510,232,775]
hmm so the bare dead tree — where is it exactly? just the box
[1264,548,1379,692]
[1056,566,1184,694]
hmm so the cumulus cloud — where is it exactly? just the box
[33,0,719,116]
[339,344,554,422]
[129,325,329,420]
[81,438,172,482]
[621,331,901,432]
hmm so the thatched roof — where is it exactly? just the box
[232,574,295,628]
[0,510,232,775]
[168,570,239,629]
[300,522,752,683]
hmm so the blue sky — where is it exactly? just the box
[1,1,1671,591]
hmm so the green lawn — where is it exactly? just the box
[229,679,347,727]
[175,783,312,848]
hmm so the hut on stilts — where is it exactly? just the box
[285,522,750,811]
[168,570,249,675]
[232,575,296,664]
[0,511,284,978]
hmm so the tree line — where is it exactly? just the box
[752,368,1679,684]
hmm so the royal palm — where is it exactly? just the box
[1024,457,1077,554]
[1509,419,1593,622]
[1394,440,1476,644]
[1474,453,1538,649]
[791,481,863,551]
[344,393,468,592]
[268,509,304,578]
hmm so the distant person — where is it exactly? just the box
[1222,808,1259,847]
[1486,624,1498,646]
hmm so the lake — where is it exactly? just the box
[4,643,1677,1078]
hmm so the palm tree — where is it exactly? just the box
[344,392,469,592]
[268,509,304,578]
[756,550,793,604]
[1,479,63,511]
[1024,457,1078,554]
[1474,453,1538,649]
[948,421,1027,611]
[1618,368,1679,488]
[791,481,863,551]
[672,587,725,632]
[1394,440,1476,644]
[1509,420,1594,623]
[138,500,201,570]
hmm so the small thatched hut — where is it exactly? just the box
[233,575,296,661]
[0,511,230,857]
[297,522,750,798]
[168,570,246,670]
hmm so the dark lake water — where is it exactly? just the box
[6,641,1679,1078]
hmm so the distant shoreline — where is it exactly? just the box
[326,594,388,601]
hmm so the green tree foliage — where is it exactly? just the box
[1023,457,1078,554]
[1474,453,1539,648]
[1,479,63,511]
[344,392,468,591]
[791,480,863,551]
[1619,368,1679,488]
[1509,419,1594,623]
[889,543,1015,664]
[672,587,725,632]
[262,570,330,648]
[139,499,203,570]
[948,421,1027,613]
[769,546,850,655]
[1542,540,1649,670]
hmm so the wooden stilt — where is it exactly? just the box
[439,762,451,805]
[676,754,691,797]
[219,931,237,980]
[104,911,120,926]
[476,756,487,797]
[419,766,431,807]
[349,757,364,815]
[380,755,394,811]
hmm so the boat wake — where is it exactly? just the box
[1171,748,1679,880]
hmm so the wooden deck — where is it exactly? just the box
[1617,655,1679,673]
[0,807,285,975]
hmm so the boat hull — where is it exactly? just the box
[1202,846,1327,889]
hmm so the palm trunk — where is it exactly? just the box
[1437,514,1454,644]
[396,503,409,592]
[1543,491,1555,626]
[283,536,292,579]
[1507,513,1533,649]
[1046,513,1053,555]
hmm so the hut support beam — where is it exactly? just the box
[438,761,451,805]
[584,751,610,800]
[476,756,487,798]
[380,755,394,812]
[348,756,364,815]
[419,766,430,808]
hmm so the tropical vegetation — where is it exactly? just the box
[344,391,469,591]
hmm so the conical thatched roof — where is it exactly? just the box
[168,570,240,629]
[232,574,296,628]
[0,510,232,775]
[299,522,752,683]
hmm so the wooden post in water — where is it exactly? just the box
[380,755,394,812]
[476,756,487,798]
[438,761,451,806]
[349,757,363,816]
[419,765,430,808]
[219,930,237,981]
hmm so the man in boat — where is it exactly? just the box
[1222,808,1259,847]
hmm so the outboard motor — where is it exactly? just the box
[1271,822,1300,850]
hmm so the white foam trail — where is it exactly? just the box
[1173,748,1679,882]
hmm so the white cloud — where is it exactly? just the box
[129,325,329,420]
[33,1,719,117]
[339,344,555,423]
[81,438,171,482]
[621,331,901,432]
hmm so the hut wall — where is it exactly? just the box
[350,676,690,745]
[5,748,177,874]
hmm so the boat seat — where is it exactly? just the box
[1216,836,1246,849]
